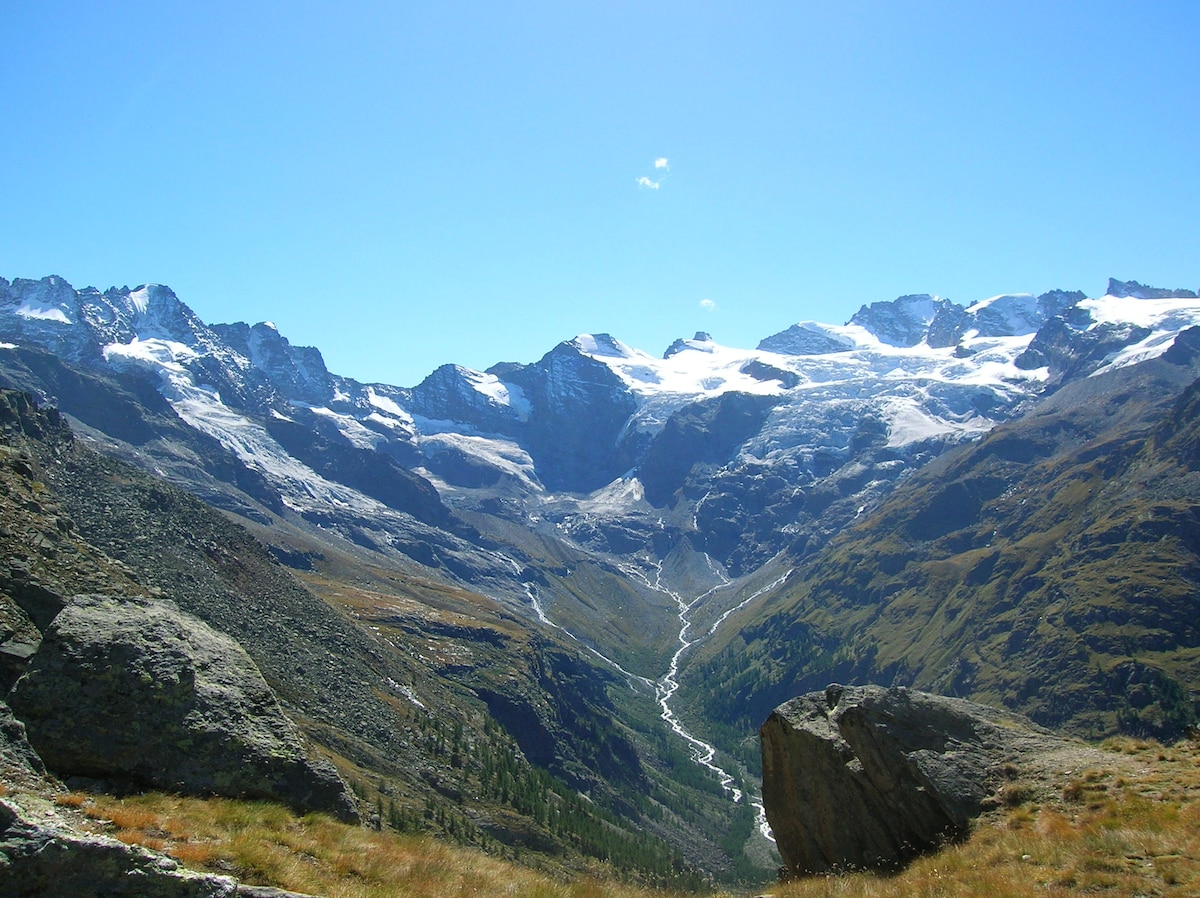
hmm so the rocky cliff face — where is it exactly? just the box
[760,685,1104,878]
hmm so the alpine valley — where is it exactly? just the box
[1,273,1199,887]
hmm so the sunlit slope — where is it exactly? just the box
[688,334,1200,741]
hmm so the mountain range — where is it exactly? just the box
[1,272,1198,883]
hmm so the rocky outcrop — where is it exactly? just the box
[848,294,955,347]
[1107,278,1198,299]
[760,684,1101,878]
[0,699,52,793]
[2,695,254,896]
[638,391,778,506]
[505,339,639,493]
[7,594,358,822]
[210,321,333,406]
[756,322,854,355]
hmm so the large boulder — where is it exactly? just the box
[760,684,1101,877]
[7,594,357,822]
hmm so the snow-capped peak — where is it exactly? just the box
[1106,278,1199,300]
[757,321,858,356]
[963,293,1043,336]
[664,332,716,358]
[848,293,951,347]
[571,333,636,359]
[128,286,152,315]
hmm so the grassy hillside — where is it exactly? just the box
[0,387,758,883]
[19,734,1199,898]
[687,351,1200,742]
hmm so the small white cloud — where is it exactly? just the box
[654,157,669,170]
[636,176,660,190]
[699,298,716,311]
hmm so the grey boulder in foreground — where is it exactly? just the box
[760,683,1101,878]
[8,594,357,822]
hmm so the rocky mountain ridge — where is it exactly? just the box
[3,271,1200,884]
[6,275,1197,590]
[4,273,1199,702]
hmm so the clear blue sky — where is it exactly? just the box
[2,1,1197,387]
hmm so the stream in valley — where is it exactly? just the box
[499,548,783,844]
[627,559,790,843]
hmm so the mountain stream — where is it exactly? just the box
[621,559,790,843]
[496,548,784,843]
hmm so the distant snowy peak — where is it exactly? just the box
[569,333,636,359]
[756,322,856,356]
[1107,278,1198,300]
[570,332,791,400]
[409,363,531,429]
[1013,286,1200,381]
[664,332,715,358]
[210,320,332,405]
[553,282,1200,410]
[0,276,217,366]
[848,293,953,347]
[964,290,1083,338]
[759,288,1094,357]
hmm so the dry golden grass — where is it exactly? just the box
[38,736,1200,898]
[63,790,719,898]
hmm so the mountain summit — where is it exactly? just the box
[4,274,1200,582]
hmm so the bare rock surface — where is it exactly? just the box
[0,698,52,793]
[7,594,357,822]
[760,683,1107,878]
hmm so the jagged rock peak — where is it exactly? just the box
[568,333,633,358]
[961,290,1084,338]
[664,332,715,358]
[409,362,530,425]
[0,275,213,360]
[1107,278,1199,300]
[757,321,856,356]
[210,320,332,404]
[848,294,957,347]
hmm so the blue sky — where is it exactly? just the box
[2,1,1197,387]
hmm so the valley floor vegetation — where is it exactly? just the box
[22,734,1199,898]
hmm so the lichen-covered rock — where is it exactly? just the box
[7,594,357,821]
[0,698,52,792]
[760,684,1098,878]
